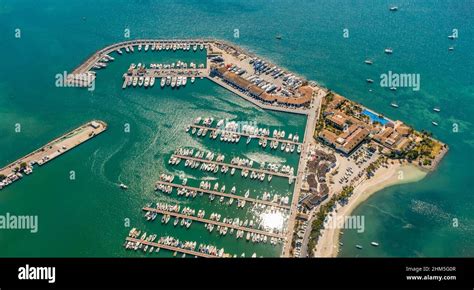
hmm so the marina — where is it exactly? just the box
[142,205,285,239]
[170,153,294,180]
[155,180,291,210]
[124,236,224,258]
[188,124,303,147]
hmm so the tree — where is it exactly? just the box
[0,174,6,181]
[20,162,27,169]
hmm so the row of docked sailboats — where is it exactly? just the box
[125,230,227,257]
[118,42,206,54]
[159,76,189,88]
[128,76,155,88]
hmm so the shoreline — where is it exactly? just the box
[314,162,427,257]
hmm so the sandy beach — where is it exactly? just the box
[314,162,427,257]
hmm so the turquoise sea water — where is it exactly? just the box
[0,0,473,257]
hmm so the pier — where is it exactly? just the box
[143,206,285,239]
[0,121,107,190]
[189,124,304,146]
[155,181,291,210]
[171,154,293,179]
[124,237,219,258]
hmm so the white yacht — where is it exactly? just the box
[149,77,155,87]
[384,48,393,54]
[160,78,166,87]
[182,77,187,86]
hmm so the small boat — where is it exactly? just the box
[389,6,398,11]
[433,107,441,113]
[448,46,454,51]
[364,60,373,65]
[432,121,439,126]
[191,76,195,83]
[356,245,363,249]
[119,183,128,190]
[390,87,397,91]
[366,79,374,83]
[384,48,393,54]
[149,77,155,87]
[448,35,456,40]
[371,242,379,247]
[160,78,166,87]
[390,103,399,108]
[275,34,282,40]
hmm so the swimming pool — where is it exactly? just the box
[362,109,390,125]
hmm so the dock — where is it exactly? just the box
[143,206,285,239]
[189,124,303,146]
[155,180,291,210]
[0,121,107,190]
[171,154,293,179]
[124,237,219,258]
